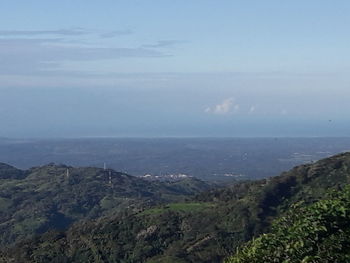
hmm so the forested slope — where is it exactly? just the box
[0,163,210,246]
[1,153,350,262]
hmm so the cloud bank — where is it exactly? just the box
[142,40,184,48]
[99,29,133,38]
[0,35,165,76]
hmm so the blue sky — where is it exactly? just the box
[0,1,349,137]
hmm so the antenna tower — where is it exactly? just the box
[108,170,112,186]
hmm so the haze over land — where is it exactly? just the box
[1,137,350,180]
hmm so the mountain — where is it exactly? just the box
[1,152,350,263]
[0,163,211,246]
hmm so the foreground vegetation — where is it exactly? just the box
[227,185,350,263]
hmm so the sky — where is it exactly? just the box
[0,0,350,137]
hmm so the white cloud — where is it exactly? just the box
[249,106,256,113]
[205,97,239,115]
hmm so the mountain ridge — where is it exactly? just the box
[0,163,212,247]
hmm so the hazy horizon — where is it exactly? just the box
[1,1,349,137]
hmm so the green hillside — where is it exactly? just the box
[0,163,211,246]
[226,185,350,263]
[1,152,350,262]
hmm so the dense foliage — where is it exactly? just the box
[0,163,210,246]
[1,153,350,262]
[226,186,350,263]
[0,163,25,179]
